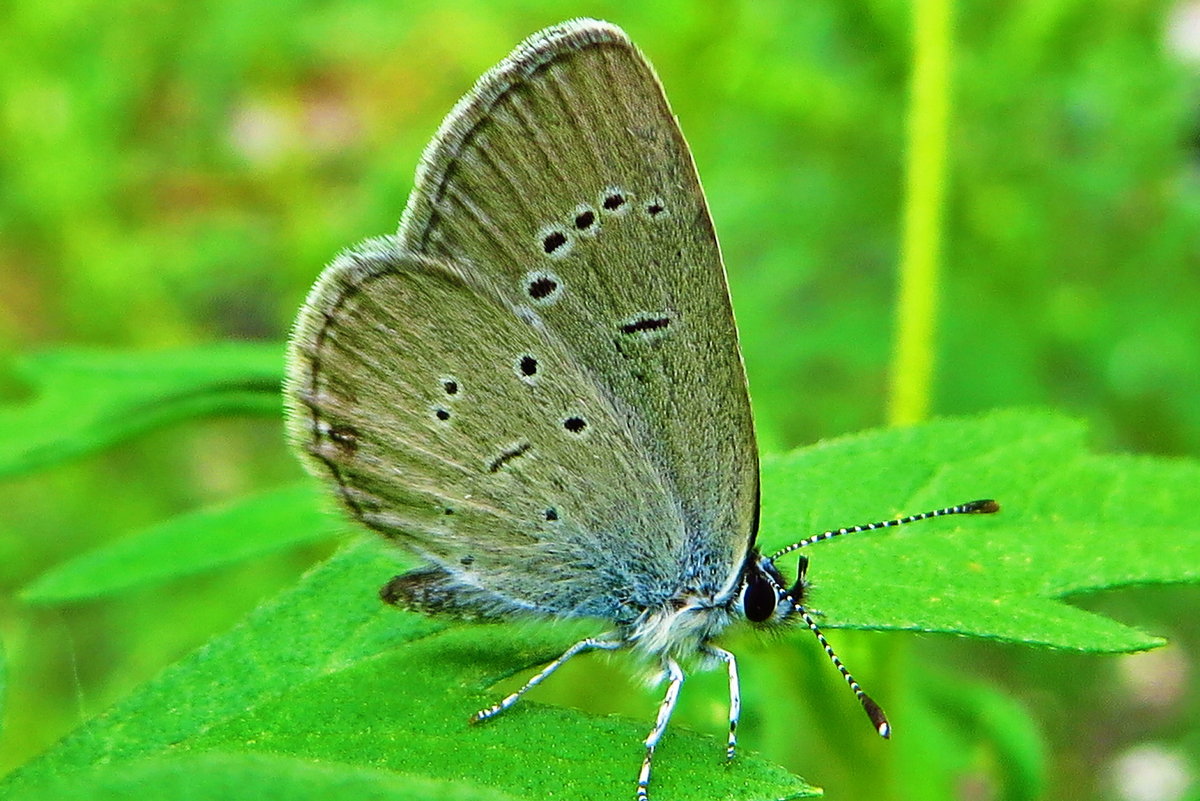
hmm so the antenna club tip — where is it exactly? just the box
[970,499,1000,514]
[861,694,890,738]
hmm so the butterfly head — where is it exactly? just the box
[737,551,808,626]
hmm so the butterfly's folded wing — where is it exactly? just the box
[395,19,759,598]
[287,244,684,619]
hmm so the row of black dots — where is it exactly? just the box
[536,186,669,263]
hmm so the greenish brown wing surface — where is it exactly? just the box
[286,243,684,619]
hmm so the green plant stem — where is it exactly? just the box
[884,0,954,797]
[888,0,953,427]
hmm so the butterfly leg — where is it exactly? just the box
[470,636,623,724]
[637,656,684,801]
[702,644,740,760]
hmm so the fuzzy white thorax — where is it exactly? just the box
[626,595,736,664]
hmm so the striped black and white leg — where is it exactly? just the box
[637,656,684,801]
[470,636,624,724]
[796,606,891,738]
[702,644,740,760]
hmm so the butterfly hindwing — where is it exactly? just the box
[287,242,686,620]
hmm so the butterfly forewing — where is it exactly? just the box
[397,20,759,598]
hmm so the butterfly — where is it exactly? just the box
[284,18,998,800]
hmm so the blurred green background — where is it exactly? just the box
[2,0,1198,799]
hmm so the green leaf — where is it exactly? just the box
[4,409,1195,799]
[760,408,1200,651]
[0,542,816,801]
[4,751,521,801]
[0,345,282,478]
[21,483,344,604]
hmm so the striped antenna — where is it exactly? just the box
[768,499,999,562]
[776,498,999,738]
[795,604,891,738]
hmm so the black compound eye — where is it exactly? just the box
[742,570,778,623]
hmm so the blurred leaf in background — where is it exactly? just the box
[2,1,1198,800]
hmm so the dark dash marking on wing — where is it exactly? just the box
[488,442,532,472]
[619,316,671,334]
